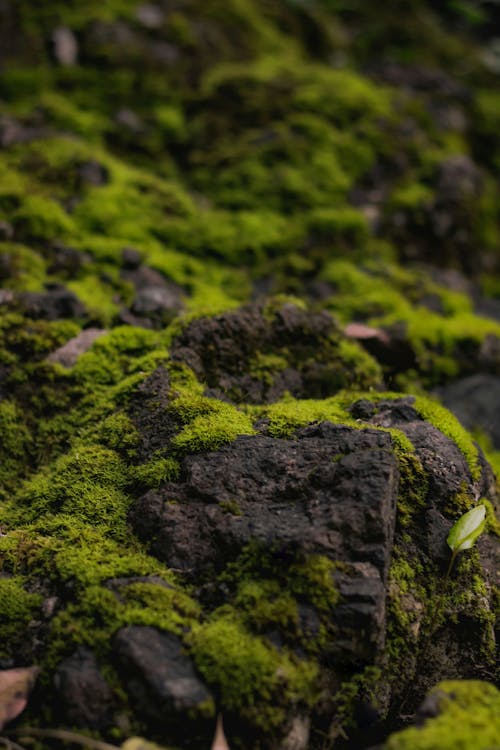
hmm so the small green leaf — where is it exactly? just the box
[447,504,486,553]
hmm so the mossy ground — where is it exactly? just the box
[1,0,500,747]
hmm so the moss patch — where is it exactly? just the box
[385,681,500,750]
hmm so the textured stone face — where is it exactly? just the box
[130,424,399,578]
[129,423,399,664]
[113,626,214,724]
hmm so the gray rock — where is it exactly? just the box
[438,374,500,449]
[54,648,115,729]
[51,27,78,66]
[113,626,214,723]
[19,286,86,320]
[47,328,106,368]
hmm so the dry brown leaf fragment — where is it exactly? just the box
[211,714,230,750]
[0,667,39,731]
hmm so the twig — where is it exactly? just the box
[0,737,28,750]
[7,728,120,750]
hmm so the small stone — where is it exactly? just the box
[51,27,78,66]
[54,649,115,729]
[77,160,109,187]
[113,626,214,723]
[0,220,13,240]
[115,108,144,134]
[19,286,86,320]
[122,247,143,270]
[135,4,165,29]
[47,328,106,368]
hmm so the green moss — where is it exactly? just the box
[12,194,75,241]
[189,614,318,730]
[96,412,139,457]
[170,396,255,452]
[257,395,351,438]
[129,455,181,490]
[0,400,32,498]
[0,243,46,291]
[11,445,130,537]
[0,576,42,656]
[385,681,500,750]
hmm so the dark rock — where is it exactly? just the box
[332,562,386,663]
[0,220,14,240]
[132,285,184,324]
[115,108,145,134]
[0,115,45,148]
[436,155,482,204]
[122,265,177,291]
[478,334,500,373]
[135,4,165,29]
[51,26,78,66]
[128,366,178,461]
[19,286,86,320]
[113,626,214,725]
[47,243,90,276]
[47,328,106,368]
[77,160,109,187]
[372,63,468,97]
[54,648,115,729]
[122,247,143,270]
[425,508,452,566]
[129,423,399,659]
[437,374,500,449]
[171,302,377,404]
[347,322,417,376]
[0,289,15,307]
[353,396,491,502]
[120,264,184,327]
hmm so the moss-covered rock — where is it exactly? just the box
[1,1,500,748]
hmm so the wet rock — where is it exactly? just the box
[47,328,106,368]
[51,26,78,66]
[113,626,214,725]
[19,286,86,320]
[54,648,115,729]
[437,374,500,449]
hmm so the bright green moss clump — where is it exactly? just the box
[189,614,318,730]
[385,681,500,750]
[0,577,42,657]
[171,396,256,452]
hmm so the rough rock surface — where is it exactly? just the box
[1,2,500,749]
[113,626,213,726]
